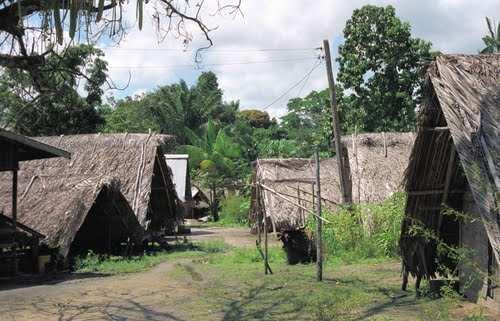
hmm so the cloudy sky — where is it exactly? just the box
[101,0,499,118]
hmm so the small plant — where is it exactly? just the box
[307,192,406,262]
[218,194,250,226]
[73,250,101,272]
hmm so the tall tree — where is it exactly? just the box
[238,109,275,129]
[103,72,239,143]
[0,44,107,135]
[192,71,238,125]
[0,0,241,104]
[481,17,500,53]
[337,5,433,132]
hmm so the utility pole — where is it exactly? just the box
[323,39,350,204]
[315,150,323,281]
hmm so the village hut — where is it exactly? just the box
[251,158,341,233]
[400,54,499,306]
[191,185,210,219]
[0,128,70,274]
[251,132,415,233]
[0,133,180,259]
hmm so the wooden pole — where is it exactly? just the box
[12,169,18,275]
[263,200,269,275]
[315,150,323,281]
[437,144,456,237]
[323,39,350,204]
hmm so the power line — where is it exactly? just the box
[101,47,319,53]
[263,59,322,110]
[107,57,317,70]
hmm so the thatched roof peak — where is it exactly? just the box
[401,53,500,278]
[0,133,179,257]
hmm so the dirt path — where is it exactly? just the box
[0,226,267,321]
[0,260,199,320]
[180,226,280,248]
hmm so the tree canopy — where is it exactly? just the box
[0,44,107,135]
[337,5,433,132]
[0,0,241,98]
[103,72,239,144]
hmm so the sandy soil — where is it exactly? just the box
[179,226,280,248]
[0,227,269,321]
[0,259,199,320]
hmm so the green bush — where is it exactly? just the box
[218,194,250,226]
[308,192,406,262]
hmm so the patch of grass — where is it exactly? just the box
[74,239,493,321]
[306,192,406,263]
[169,245,490,321]
[217,194,250,227]
[74,240,230,274]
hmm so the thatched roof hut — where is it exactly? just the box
[0,133,180,257]
[399,54,499,304]
[251,132,415,232]
[252,158,341,232]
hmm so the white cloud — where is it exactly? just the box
[101,0,500,117]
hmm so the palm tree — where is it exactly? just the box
[481,17,500,54]
[181,120,242,220]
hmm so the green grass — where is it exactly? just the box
[171,245,491,321]
[74,241,492,321]
[73,240,230,274]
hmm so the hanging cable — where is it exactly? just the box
[107,57,317,70]
[262,58,322,110]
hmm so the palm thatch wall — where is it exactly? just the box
[344,132,415,203]
[400,54,500,282]
[251,132,414,232]
[0,133,179,257]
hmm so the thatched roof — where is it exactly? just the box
[0,128,70,164]
[251,132,415,232]
[400,54,500,278]
[344,132,415,203]
[253,158,341,232]
[0,133,179,256]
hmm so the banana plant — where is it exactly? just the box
[181,120,242,220]
[481,17,500,54]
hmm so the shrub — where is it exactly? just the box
[308,192,406,261]
[218,194,250,226]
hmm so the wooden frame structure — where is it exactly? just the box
[0,128,70,274]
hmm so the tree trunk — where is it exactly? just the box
[210,186,219,221]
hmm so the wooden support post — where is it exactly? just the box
[437,144,456,236]
[323,39,350,204]
[315,150,323,282]
[263,201,269,275]
[12,169,18,275]
[297,184,303,225]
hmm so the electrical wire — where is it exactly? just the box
[107,57,317,70]
[101,47,319,53]
[262,59,323,110]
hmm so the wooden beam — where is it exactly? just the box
[259,183,332,224]
[437,145,457,235]
[12,169,18,275]
[422,127,449,132]
[315,150,323,282]
[408,189,465,196]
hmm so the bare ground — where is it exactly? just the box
[179,226,280,247]
[0,227,497,321]
[0,227,269,321]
